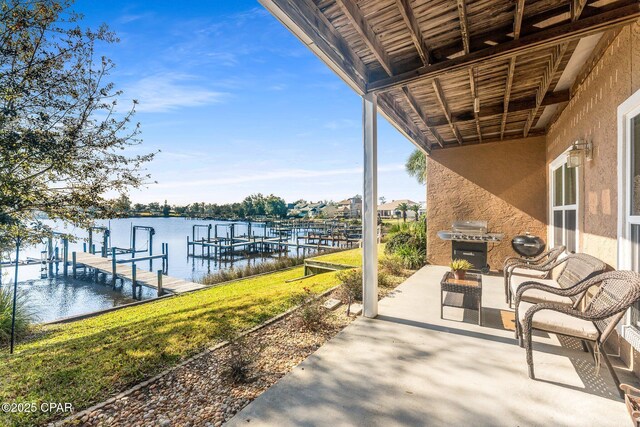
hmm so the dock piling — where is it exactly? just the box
[72,252,77,279]
[111,247,117,287]
[157,270,163,296]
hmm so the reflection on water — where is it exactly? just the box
[2,264,156,323]
[2,217,325,323]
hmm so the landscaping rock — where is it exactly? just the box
[60,298,353,427]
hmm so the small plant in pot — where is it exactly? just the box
[449,259,473,280]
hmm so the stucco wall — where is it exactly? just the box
[546,23,640,269]
[546,23,640,373]
[426,136,547,270]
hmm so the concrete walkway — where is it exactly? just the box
[227,265,636,427]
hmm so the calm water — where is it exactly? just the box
[1,217,320,323]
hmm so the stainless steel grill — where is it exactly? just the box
[437,220,503,273]
[437,220,503,243]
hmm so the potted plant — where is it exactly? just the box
[450,259,473,280]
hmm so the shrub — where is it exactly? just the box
[336,268,363,303]
[377,271,392,289]
[395,245,426,270]
[218,323,261,384]
[0,286,34,347]
[384,231,413,255]
[200,256,305,285]
[289,287,326,331]
[379,255,404,276]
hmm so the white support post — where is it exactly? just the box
[362,92,378,318]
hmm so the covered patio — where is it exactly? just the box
[228,267,636,426]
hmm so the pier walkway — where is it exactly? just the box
[74,252,206,294]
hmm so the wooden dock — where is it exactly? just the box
[74,252,206,294]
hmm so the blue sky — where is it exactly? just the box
[75,0,424,205]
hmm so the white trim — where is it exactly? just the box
[617,88,640,346]
[362,92,378,318]
[617,88,640,270]
[548,150,581,252]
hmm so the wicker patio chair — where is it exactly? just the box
[519,271,640,397]
[503,246,566,303]
[507,253,606,308]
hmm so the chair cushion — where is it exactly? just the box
[510,276,559,297]
[518,302,599,341]
[510,266,548,278]
[516,288,574,305]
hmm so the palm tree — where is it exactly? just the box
[405,149,426,185]
[397,202,409,222]
[410,204,420,221]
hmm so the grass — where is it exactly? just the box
[0,248,367,427]
[310,245,380,266]
[200,255,306,285]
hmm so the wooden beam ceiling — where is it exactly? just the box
[455,0,478,143]
[500,0,525,140]
[402,86,444,148]
[524,0,588,136]
[335,0,394,76]
[337,0,450,149]
[396,0,430,64]
[433,78,463,145]
[367,2,640,93]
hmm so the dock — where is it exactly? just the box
[74,252,206,294]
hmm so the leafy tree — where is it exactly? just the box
[0,0,153,247]
[410,204,420,221]
[397,202,409,222]
[264,194,287,218]
[405,149,426,185]
[113,194,132,216]
[162,200,170,217]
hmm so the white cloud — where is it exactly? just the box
[126,73,229,113]
[153,164,404,189]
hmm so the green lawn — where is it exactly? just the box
[0,248,365,427]
[311,244,385,266]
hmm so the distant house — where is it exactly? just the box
[291,201,326,218]
[377,199,420,219]
[337,196,362,218]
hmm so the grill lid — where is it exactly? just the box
[451,220,487,234]
[511,233,546,257]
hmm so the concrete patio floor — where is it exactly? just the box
[227,265,637,427]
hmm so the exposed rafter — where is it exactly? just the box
[402,86,444,148]
[378,92,431,153]
[367,3,640,93]
[524,0,588,136]
[469,67,482,142]
[500,0,525,140]
[423,90,570,127]
[455,0,479,142]
[433,78,463,145]
[336,0,448,149]
[396,0,430,64]
[335,0,393,76]
[524,44,570,137]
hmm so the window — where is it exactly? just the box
[617,89,640,331]
[550,159,578,253]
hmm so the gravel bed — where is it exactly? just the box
[64,294,354,427]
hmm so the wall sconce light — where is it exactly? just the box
[566,139,593,168]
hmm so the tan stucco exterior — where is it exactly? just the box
[547,23,640,268]
[425,22,640,374]
[426,136,547,270]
